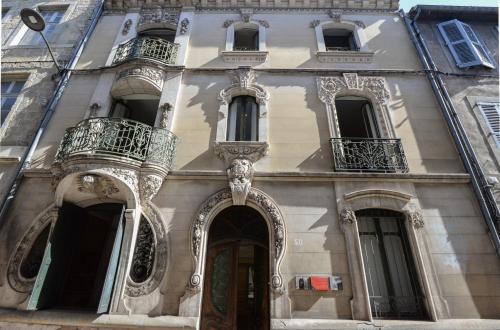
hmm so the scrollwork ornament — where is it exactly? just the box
[223,19,234,28]
[310,20,320,28]
[408,211,424,229]
[122,18,132,35]
[258,20,269,28]
[159,103,172,128]
[227,158,254,205]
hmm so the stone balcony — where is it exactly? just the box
[330,138,408,173]
[52,117,178,205]
[112,36,179,66]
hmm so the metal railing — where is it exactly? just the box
[233,46,259,51]
[330,138,409,173]
[112,36,179,65]
[370,296,426,320]
[325,46,360,51]
[55,117,177,169]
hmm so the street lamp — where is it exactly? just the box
[20,8,64,75]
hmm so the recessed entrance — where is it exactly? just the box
[201,206,270,330]
[27,203,125,313]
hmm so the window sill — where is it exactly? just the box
[0,146,27,163]
[221,51,268,63]
[316,50,374,63]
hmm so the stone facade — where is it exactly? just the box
[0,0,99,202]
[0,1,500,329]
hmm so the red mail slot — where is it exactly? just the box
[310,276,329,291]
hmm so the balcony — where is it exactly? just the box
[112,36,179,66]
[55,117,177,171]
[330,138,408,173]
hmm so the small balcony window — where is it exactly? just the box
[323,28,358,51]
[227,96,259,141]
[336,96,378,138]
[139,28,176,43]
[111,97,160,127]
[234,27,259,51]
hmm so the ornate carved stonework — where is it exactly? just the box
[258,20,270,28]
[122,18,132,35]
[126,202,168,297]
[316,50,374,64]
[219,68,269,105]
[138,7,180,29]
[78,174,120,198]
[189,188,286,292]
[159,103,172,128]
[139,174,163,202]
[223,19,234,28]
[221,51,268,64]
[180,18,190,34]
[408,211,424,229]
[116,66,164,91]
[8,206,58,293]
[343,73,359,90]
[227,159,253,205]
[340,208,356,225]
[214,141,269,205]
[89,102,101,118]
[328,10,342,22]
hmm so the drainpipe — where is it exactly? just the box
[0,0,105,227]
[401,9,500,256]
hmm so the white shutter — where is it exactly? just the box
[478,102,500,148]
[438,19,496,69]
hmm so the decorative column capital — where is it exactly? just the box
[408,211,424,229]
[340,207,356,225]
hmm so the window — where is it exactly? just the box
[438,19,495,69]
[227,96,259,141]
[477,102,500,147]
[20,9,65,45]
[234,26,259,51]
[1,79,26,125]
[111,98,160,126]
[335,96,378,138]
[357,209,426,319]
[323,28,357,51]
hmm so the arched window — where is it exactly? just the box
[323,28,358,51]
[227,96,259,141]
[335,96,379,138]
[234,26,259,51]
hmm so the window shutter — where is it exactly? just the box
[438,19,495,69]
[478,102,500,147]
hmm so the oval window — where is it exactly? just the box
[130,216,155,283]
[20,225,50,279]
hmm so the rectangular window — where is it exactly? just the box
[1,79,26,126]
[438,19,495,69]
[19,9,65,45]
[477,102,500,147]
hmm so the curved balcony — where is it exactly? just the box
[112,36,179,66]
[331,138,408,173]
[55,118,177,171]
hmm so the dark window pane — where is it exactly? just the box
[1,97,16,110]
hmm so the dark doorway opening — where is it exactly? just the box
[201,206,270,330]
[28,203,125,313]
[335,96,378,138]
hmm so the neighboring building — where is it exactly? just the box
[405,5,500,241]
[0,0,499,329]
[0,0,99,202]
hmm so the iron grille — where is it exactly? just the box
[330,138,409,173]
[112,36,179,65]
[370,296,426,320]
[233,46,259,51]
[55,117,177,170]
[325,46,360,51]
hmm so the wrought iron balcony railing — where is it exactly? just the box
[55,117,177,170]
[370,295,426,320]
[330,138,409,173]
[112,36,179,66]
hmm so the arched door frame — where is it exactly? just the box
[180,187,289,319]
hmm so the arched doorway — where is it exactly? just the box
[201,206,270,330]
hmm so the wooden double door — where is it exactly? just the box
[201,242,270,330]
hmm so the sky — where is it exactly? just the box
[399,0,499,12]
